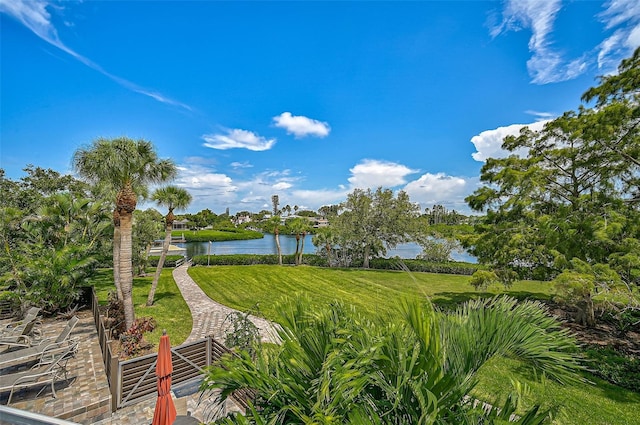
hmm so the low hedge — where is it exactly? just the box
[191,254,329,267]
[148,255,184,268]
[190,254,476,274]
[368,258,480,275]
[173,229,264,242]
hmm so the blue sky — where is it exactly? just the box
[1,1,639,215]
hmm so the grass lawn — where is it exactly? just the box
[90,268,191,346]
[188,264,640,425]
[187,264,554,317]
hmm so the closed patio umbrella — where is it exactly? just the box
[152,330,177,425]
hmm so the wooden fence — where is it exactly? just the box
[88,288,251,412]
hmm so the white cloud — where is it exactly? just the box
[202,129,276,151]
[404,173,478,212]
[597,0,640,71]
[348,159,418,189]
[0,0,192,110]
[273,182,292,190]
[291,189,351,208]
[230,161,253,169]
[491,0,588,84]
[273,112,330,138]
[470,120,548,162]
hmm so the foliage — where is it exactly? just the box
[148,255,184,268]
[416,237,462,263]
[223,309,261,358]
[583,347,640,393]
[175,229,264,242]
[464,49,640,327]
[0,171,111,313]
[132,208,163,275]
[203,295,580,424]
[331,187,421,268]
[119,316,157,358]
[469,270,500,291]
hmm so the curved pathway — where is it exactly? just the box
[172,263,280,344]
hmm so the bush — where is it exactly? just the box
[469,270,500,291]
[148,255,184,268]
[369,258,480,275]
[583,346,640,392]
[191,254,328,267]
[119,316,157,358]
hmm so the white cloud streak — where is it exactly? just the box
[470,120,548,162]
[202,129,276,151]
[273,112,331,138]
[348,159,418,189]
[0,0,192,111]
[597,0,640,71]
[491,0,587,84]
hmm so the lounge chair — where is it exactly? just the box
[0,316,79,370]
[0,339,78,404]
[0,317,40,348]
[0,307,41,333]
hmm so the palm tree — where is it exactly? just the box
[203,296,581,424]
[267,215,283,265]
[147,186,192,306]
[73,137,176,328]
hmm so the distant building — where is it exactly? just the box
[172,219,189,230]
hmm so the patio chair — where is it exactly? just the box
[0,316,79,370]
[0,316,41,348]
[0,307,41,333]
[0,339,78,404]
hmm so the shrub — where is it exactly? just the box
[148,255,184,268]
[119,316,157,358]
[223,310,261,358]
[583,346,640,392]
[469,270,499,291]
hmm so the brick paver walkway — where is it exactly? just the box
[173,263,280,344]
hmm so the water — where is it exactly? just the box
[179,234,477,263]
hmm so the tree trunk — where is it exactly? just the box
[275,227,282,265]
[298,231,306,265]
[117,183,137,330]
[294,234,301,265]
[119,210,135,329]
[363,245,370,269]
[112,212,123,301]
[326,243,332,267]
[147,221,172,306]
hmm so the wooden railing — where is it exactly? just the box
[88,288,250,411]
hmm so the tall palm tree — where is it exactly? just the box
[203,296,581,424]
[73,137,176,328]
[267,215,283,265]
[147,186,192,306]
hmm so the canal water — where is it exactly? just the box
[178,234,477,263]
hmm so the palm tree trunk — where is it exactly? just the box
[119,210,135,329]
[275,227,282,265]
[295,234,301,265]
[147,222,171,306]
[113,223,123,300]
[325,243,332,267]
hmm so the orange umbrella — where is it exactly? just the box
[152,330,177,425]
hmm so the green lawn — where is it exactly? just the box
[187,264,640,425]
[187,264,554,317]
[90,268,191,346]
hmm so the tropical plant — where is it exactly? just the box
[147,186,192,306]
[202,295,581,424]
[73,137,177,328]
